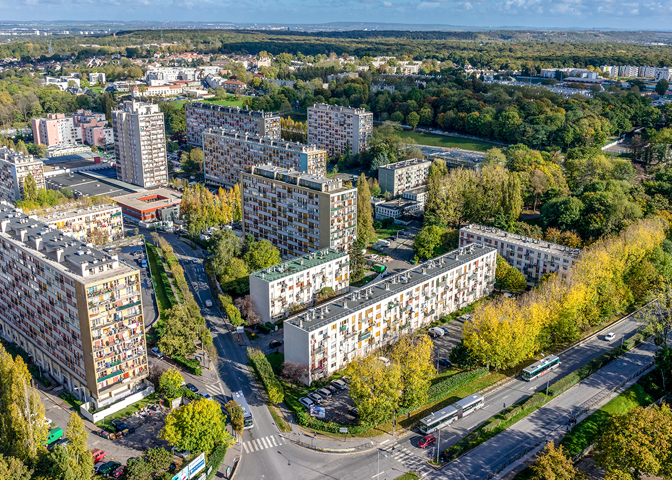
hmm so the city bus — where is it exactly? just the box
[232,391,254,429]
[419,405,459,434]
[453,394,485,418]
[521,355,561,382]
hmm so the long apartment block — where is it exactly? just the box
[186,102,281,146]
[35,204,124,244]
[113,100,168,188]
[284,243,496,383]
[378,158,431,196]
[242,165,357,258]
[249,249,350,324]
[0,147,46,203]
[203,129,326,188]
[459,224,581,286]
[307,104,373,158]
[0,204,149,409]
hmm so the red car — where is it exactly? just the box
[91,449,107,463]
[418,435,436,448]
[111,466,125,478]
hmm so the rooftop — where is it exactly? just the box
[415,146,485,169]
[287,243,495,332]
[204,128,324,154]
[35,203,120,223]
[309,103,372,115]
[251,249,348,283]
[0,203,136,283]
[114,188,182,211]
[186,102,279,119]
[461,224,581,258]
[45,169,143,198]
[0,146,40,166]
[248,165,354,194]
[379,158,431,171]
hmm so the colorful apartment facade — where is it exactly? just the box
[186,102,280,146]
[36,204,124,244]
[307,104,373,158]
[0,147,46,203]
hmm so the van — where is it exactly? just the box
[46,427,64,445]
[377,239,391,248]
[430,327,444,337]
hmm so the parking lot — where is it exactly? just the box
[297,380,359,424]
[430,316,468,367]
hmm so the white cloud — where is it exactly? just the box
[417,1,440,7]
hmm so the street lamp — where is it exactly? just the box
[369,442,387,479]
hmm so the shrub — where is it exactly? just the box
[427,367,489,400]
[173,356,202,376]
[248,347,284,403]
[482,418,502,433]
[206,443,228,480]
[503,406,522,421]
[522,392,546,410]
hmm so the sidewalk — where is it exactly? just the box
[216,432,243,479]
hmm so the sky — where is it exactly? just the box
[0,0,666,30]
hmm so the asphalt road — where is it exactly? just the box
[438,335,660,480]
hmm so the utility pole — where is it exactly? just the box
[436,427,441,463]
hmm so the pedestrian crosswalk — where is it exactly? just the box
[242,435,287,454]
[382,444,433,478]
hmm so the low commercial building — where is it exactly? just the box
[88,72,106,84]
[203,129,326,188]
[0,147,46,203]
[375,198,422,220]
[249,249,350,324]
[130,84,183,98]
[377,158,431,196]
[242,165,357,258]
[459,224,581,286]
[113,188,182,224]
[36,204,124,244]
[307,104,373,158]
[0,203,150,408]
[284,243,496,383]
[186,102,280,146]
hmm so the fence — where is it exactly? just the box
[289,438,375,455]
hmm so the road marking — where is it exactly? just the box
[242,442,249,454]
[372,472,385,478]
[270,435,278,446]
[261,437,271,449]
[380,439,389,444]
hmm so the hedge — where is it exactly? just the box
[248,348,284,403]
[427,367,489,401]
[174,356,202,376]
[206,443,228,480]
[522,392,546,410]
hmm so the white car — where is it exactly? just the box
[605,332,616,341]
[298,397,314,409]
[205,300,213,308]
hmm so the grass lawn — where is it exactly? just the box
[350,273,377,288]
[94,393,160,432]
[89,86,103,94]
[394,473,420,480]
[145,243,173,314]
[59,392,83,410]
[397,129,499,153]
[266,352,284,374]
[373,224,404,243]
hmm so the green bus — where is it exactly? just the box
[45,427,64,445]
[373,264,387,274]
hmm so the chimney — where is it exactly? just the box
[19,229,27,242]
[0,219,8,233]
[34,237,42,251]
[385,283,390,290]
[422,267,427,275]
[342,300,347,309]
[56,248,64,263]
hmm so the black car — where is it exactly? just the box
[348,407,359,416]
[110,420,127,433]
[185,383,199,393]
[326,384,338,395]
[439,358,452,368]
[269,340,282,349]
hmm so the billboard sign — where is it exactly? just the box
[188,452,206,479]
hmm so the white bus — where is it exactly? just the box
[232,391,254,429]
[419,405,459,434]
[453,394,485,418]
[521,355,560,382]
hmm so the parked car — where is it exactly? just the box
[439,358,452,368]
[331,380,347,390]
[91,449,107,463]
[185,383,198,393]
[199,392,212,400]
[418,435,436,448]
[342,376,351,384]
[298,397,314,409]
[307,393,323,404]
[94,461,106,473]
[605,332,616,341]
[110,420,127,433]
[315,388,332,400]
[441,327,451,335]
[171,447,191,459]
[348,407,359,416]
[98,461,121,476]
[111,466,125,478]
[205,299,213,308]
[151,347,163,358]
[325,385,338,395]
[269,340,282,349]
[429,327,444,337]
[48,438,70,451]
[141,259,148,268]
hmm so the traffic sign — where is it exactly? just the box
[187,452,206,479]
[339,427,348,433]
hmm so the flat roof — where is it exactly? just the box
[45,169,143,198]
[251,249,348,282]
[461,224,581,258]
[36,203,120,223]
[286,243,495,333]
[204,128,324,154]
[114,188,182,212]
[186,102,279,119]
[379,158,431,171]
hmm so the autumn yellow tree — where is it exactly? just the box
[531,442,584,480]
[347,354,402,426]
[390,335,435,409]
[66,412,94,480]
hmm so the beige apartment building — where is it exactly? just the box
[242,165,357,258]
[0,204,149,409]
[186,102,281,146]
[249,249,350,324]
[113,100,168,188]
[307,104,373,158]
[203,129,326,188]
[36,204,124,244]
[284,243,496,383]
[0,147,46,203]
[377,158,431,196]
[459,224,581,286]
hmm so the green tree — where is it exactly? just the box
[225,400,245,435]
[657,79,670,96]
[225,304,244,326]
[449,340,479,369]
[160,398,231,454]
[210,230,242,276]
[413,225,444,260]
[531,442,585,480]
[0,454,32,480]
[157,307,197,358]
[356,174,376,245]
[483,148,506,167]
[65,412,93,480]
[495,254,527,291]
[369,179,382,197]
[347,355,402,426]
[406,111,420,130]
[126,448,172,480]
[49,445,77,480]
[22,173,38,202]
[220,257,250,294]
[158,369,185,400]
[16,140,28,155]
[243,240,281,272]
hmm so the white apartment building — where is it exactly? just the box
[284,243,496,383]
[242,165,357,258]
[640,66,657,78]
[131,84,182,98]
[459,224,581,286]
[203,129,326,188]
[89,72,106,84]
[249,249,350,323]
[656,68,672,82]
[0,147,46,203]
[377,158,431,196]
[112,100,168,188]
[0,204,150,408]
[186,102,281,146]
[36,204,124,244]
[307,104,373,158]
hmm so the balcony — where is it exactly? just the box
[359,332,371,341]
[339,325,348,332]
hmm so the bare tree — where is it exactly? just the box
[235,295,260,327]
[281,361,309,385]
